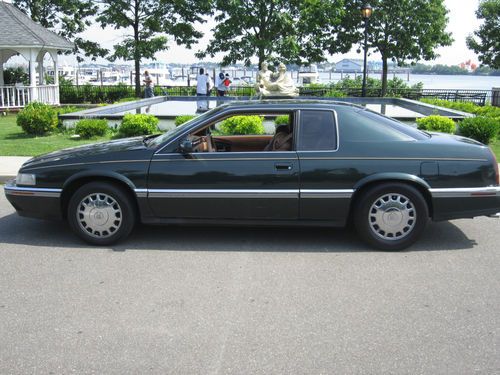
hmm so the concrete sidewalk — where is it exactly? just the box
[0,157,31,183]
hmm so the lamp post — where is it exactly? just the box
[361,3,372,97]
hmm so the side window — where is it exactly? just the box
[298,110,337,151]
[188,112,295,153]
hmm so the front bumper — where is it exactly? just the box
[430,186,500,221]
[4,180,62,220]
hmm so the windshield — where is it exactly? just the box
[148,106,224,148]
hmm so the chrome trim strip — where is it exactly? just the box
[301,189,354,199]
[299,157,488,162]
[152,157,297,162]
[147,189,299,199]
[134,188,148,198]
[430,187,500,198]
[4,185,62,198]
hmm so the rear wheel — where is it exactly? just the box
[354,183,428,250]
[68,182,136,245]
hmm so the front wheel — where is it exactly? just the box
[68,182,136,245]
[354,183,429,251]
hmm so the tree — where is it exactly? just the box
[97,0,211,97]
[340,0,453,96]
[196,0,350,68]
[13,0,107,61]
[466,0,500,69]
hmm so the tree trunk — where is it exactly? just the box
[133,28,141,97]
[381,56,388,97]
[258,49,265,70]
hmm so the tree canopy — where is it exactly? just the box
[196,0,350,67]
[97,0,210,96]
[13,0,107,62]
[340,0,453,95]
[466,0,500,69]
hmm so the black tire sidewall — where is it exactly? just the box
[68,182,136,245]
[354,183,429,251]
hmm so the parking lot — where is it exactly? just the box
[0,190,499,374]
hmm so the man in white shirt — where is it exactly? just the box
[196,68,210,96]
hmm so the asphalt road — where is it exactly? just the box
[0,190,499,375]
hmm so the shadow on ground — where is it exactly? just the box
[0,212,477,253]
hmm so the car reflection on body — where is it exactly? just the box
[5,100,500,250]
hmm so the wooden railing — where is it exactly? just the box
[0,85,59,109]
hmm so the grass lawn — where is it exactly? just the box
[0,114,112,156]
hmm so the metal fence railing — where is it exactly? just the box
[59,84,493,106]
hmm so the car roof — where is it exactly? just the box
[216,99,363,112]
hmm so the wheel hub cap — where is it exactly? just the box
[77,193,122,238]
[369,193,416,241]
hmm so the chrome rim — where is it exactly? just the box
[76,193,122,238]
[368,193,416,241]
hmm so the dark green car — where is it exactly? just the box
[5,100,500,250]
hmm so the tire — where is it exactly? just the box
[67,182,136,245]
[353,183,428,251]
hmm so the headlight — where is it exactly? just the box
[16,173,36,186]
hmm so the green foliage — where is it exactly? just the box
[3,67,29,85]
[12,0,107,61]
[118,114,159,137]
[74,119,109,139]
[97,0,210,96]
[60,83,136,104]
[197,0,348,67]
[416,116,456,134]
[175,115,196,126]
[16,102,58,136]
[274,115,290,126]
[466,0,500,69]
[459,117,500,144]
[339,0,452,95]
[219,116,265,135]
[421,99,500,119]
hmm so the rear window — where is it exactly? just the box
[336,106,429,142]
[298,110,337,151]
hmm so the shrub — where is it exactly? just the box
[421,99,500,119]
[175,115,196,126]
[118,114,159,137]
[416,115,456,134]
[75,119,109,139]
[274,115,290,126]
[219,115,264,135]
[458,117,500,144]
[17,102,58,135]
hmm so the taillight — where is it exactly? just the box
[489,148,499,185]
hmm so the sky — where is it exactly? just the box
[6,0,484,67]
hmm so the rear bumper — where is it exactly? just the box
[4,180,62,220]
[430,186,500,221]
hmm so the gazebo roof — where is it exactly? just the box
[0,2,74,50]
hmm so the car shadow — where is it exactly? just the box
[0,213,477,253]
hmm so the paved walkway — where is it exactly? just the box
[0,156,30,183]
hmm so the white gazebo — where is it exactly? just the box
[0,1,74,109]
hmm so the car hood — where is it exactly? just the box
[22,137,149,169]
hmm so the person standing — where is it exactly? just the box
[217,73,231,97]
[143,70,154,98]
[196,68,210,96]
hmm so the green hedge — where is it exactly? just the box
[458,117,500,144]
[17,102,58,135]
[118,114,159,137]
[75,119,109,139]
[219,116,264,135]
[274,115,290,126]
[416,115,456,134]
[175,115,197,126]
[421,99,500,119]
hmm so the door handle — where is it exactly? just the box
[275,163,293,171]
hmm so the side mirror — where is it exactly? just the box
[179,139,193,154]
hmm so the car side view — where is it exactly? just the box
[5,100,500,250]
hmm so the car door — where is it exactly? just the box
[297,109,352,225]
[147,112,300,220]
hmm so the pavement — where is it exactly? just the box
[0,156,30,183]
[0,190,499,374]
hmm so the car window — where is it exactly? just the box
[336,107,425,142]
[298,110,337,151]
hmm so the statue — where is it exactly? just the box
[256,62,299,97]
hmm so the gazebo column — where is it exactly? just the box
[0,50,5,86]
[37,54,44,85]
[49,50,59,105]
[28,49,38,101]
